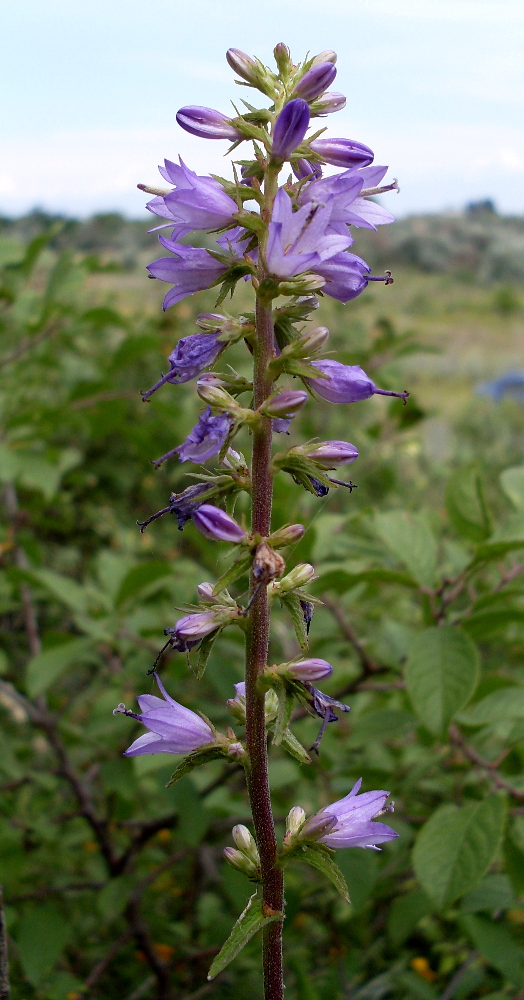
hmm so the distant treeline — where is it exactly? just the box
[1,200,523,282]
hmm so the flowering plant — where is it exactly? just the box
[117,43,404,998]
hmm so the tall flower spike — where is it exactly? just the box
[307,360,409,404]
[114,673,215,757]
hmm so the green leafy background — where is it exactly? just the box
[1,217,524,999]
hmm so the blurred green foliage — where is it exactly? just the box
[1,225,524,1000]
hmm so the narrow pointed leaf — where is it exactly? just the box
[196,629,220,679]
[279,593,309,652]
[280,727,312,764]
[290,844,350,902]
[207,894,282,980]
[166,747,225,788]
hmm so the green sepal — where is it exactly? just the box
[207,893,282,980]
[166,745,226,788]
[279,592,309,652]
[285,844,350,903]
[273,682,294,746]
[195,629,221,680]
[268,356,324,380]
[213,555,252,596]
[279,727,312,765]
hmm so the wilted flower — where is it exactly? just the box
[272,99,310,159]
[309,138,374,169]
[137,483,210,533]
[174,408,234,464]
[292,63,337,102]
[193,504,247,543]
[141,334,224,401]
[176,105,241,140]
[300,779,398,850]
[114,673,215,757]
[307,360,409,403]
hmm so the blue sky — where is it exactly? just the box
[2,0,523,218]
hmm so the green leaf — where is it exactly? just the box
[17,568,89,613]
[16,904,73,987]
[115,561,172,607]
[461,873,515,914]
[405,626,480,734]
[279,727,312,765]
[272,683,294,746]
[166,746,226,788]
[279,592,309,652]
[207,894,282,980]
[500,465,524,510]
[26,637,96,696]
[289,844,350,902]
[413,796,507,909]
[445,466,492,542]
[212,555,252,595]
[460,914,524,985]
[462,608,524,640]
[373,510,438,588]
[195,629,220,679]
[387,890,432,947]
[459,686,524,726]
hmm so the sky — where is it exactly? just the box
[2,0,524,219]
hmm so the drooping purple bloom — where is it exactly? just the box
[175,408,233,464]
[147,240,229,311]
[307,360,409,404]
[146,157,238,235]
[292,63,337,102]
[176,106,241,141]
[302,779,398,850]
[115,673,215,757]
[313,252,372,302]
[141,334,224,401]
[272,99,310,159]
[266,189,351,280]
[306,441,359,468]
[309,138,374,169]
[193,504,247,543]
[165,612,223,652]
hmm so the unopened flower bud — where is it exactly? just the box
[310,92,347,115]
[197,380,237,409]
[197,582,215,603]
[272,99,310,159]
[292,63,337,102]
[292,158,323,181]
[223,847,259,877]
[260,391,308,419]
[278,563,317,592]
[287,658,333,682]
[307,360,409,405]
[274,43,292,74]
[232,825,260,864]
[196,312,228,331]
[221,448,249,474]
[286,806,306,837]
[226,48,258,83]
[165,611,223,652]
[310,50,337,67]
[309,138,374,169]
[176,105,241,141]
[253,542,286,584]
[294,326,330,356]
[269,523,305,547]
[299,812,338,842]
[278,274,326,296]
[193,505,247,544]
[306,441,359,468]
[226,741,245,760]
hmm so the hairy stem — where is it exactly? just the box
[244,187,284,995]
